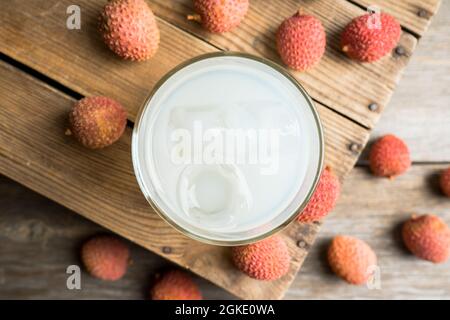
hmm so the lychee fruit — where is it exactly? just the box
[67,96,127,149]
[341,12,401,62]
[99,0,160,61]
[402,214,450,263]
[150,270,202,300]
[231,235,291,281]
[327,235,377,285]
[276,11,326,71]
[81,235,130,281]
[439,167,450,197]
[369,134,411,178]
[297,166,341,223]
[188,0,249,33]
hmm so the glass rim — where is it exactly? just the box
[131,51,324,246]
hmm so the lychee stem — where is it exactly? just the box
[65,128,72,136]
[297,8,304,16]
[342,45,349,53]
[187,14,202,23]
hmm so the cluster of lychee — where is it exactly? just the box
[277,8,401,71]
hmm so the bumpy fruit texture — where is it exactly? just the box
[369,134,411,178]
[276,12,326,71]
[341,13,401,62]
[68,96,127,149]
[81,235,130,281]
[327,235,377,285]
[99,0,160,61]
[440,167,450,197]
[150,270,202,300]
[402,214,450,263]
[297,166,341,223]
[191,0,249,33]
[231,235,291,281]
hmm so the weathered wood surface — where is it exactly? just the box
[0,175,234,300]
[0,0,443,299]
[368,1,450,162]
[291,5,450,299]
[0,60,367,299]
[0,0,422,128]
[2,164,449,299]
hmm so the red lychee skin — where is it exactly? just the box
[276,12,326,71]
[192,0,249,33]
[231,235,291,281]
[328,235,377,285]
[439,167,450,197]
[402,214,450,263]
[298,166,341,223]
[341,13,401,62]
[81,235,130,281]
[369,134,411,178]
[99,0,160,61]
[150,270,202,300]
[68,96,127,149]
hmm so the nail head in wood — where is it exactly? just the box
[297,240,307,248]
[162,246,172,254]
[368,103,378,112]
[395,46,406,57]
[349,142,361,153]
[417,9,428,18]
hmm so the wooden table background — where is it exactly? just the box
[0,1,449,299]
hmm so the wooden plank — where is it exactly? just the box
[150,0,418,128]
[350,0,442,36]
[0,61,368,299]
[1,0,416,128]
[288,165,450,299]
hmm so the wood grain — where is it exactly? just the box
[350,0,442,36]
[0,0,423,128]
[150,0,419,128]
[0,60,368,299]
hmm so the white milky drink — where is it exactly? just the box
[132,53,323,245]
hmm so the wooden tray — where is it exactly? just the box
[0,0,441,299]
